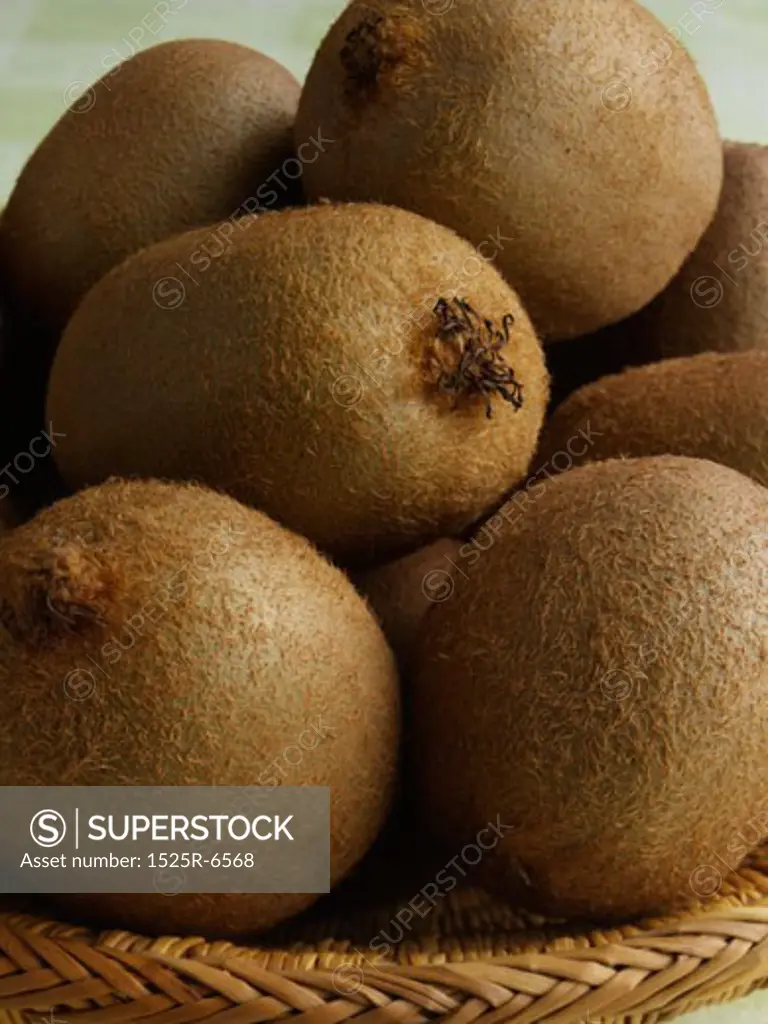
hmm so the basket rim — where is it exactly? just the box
[4,899,768,958]
[3,880,768,1024]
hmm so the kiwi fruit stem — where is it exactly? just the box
[428,297,524,419]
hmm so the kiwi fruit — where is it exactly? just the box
[536,351,768,487]
[354,537,466,852]
[634,142,768,358]
[47,202,549,566]
[354,538,462,671]
[413,456,768,920]
[296,0,723,340]
[0,39,301,341]
[0,478,399,936]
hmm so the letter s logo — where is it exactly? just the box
[30,810,67,847]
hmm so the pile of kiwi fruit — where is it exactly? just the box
[0,0,765,941]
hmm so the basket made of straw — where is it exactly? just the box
[1,846,768,1024]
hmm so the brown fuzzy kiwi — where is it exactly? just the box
[536,351,768,487]
[0,39,301,341]
[295,0,722,340]
[413,456,768,921]
[351,539,468,890]
[47,202,549,566]
[354,538,462,671]
[0,478,399,937]
[633,142,768,357]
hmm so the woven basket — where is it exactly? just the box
[2,843,768,1024]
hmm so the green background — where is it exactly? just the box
[0,4,765,1021]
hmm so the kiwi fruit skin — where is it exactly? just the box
[354,538,462,671]
[536,351,768,487]
[0,478,399,937]
[296,0,723,340]
[47,202,549,567]
[635,142,768,358]
[353,538,465,872]
[413,456,768,920]
[0,39,301,340]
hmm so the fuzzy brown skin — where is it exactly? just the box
[0,478,399,937]
[354,538,462,672]
[413,456,768,921]
[536,351,768,487]
[295,0,722,340]
[0,39,301,340]
[635,142,768,358]
[47,203,549,566]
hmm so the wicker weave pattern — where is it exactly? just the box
[2,865,768,1024]
[2,850,768,1024]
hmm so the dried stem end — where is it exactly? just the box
[0,543,112,647]
[427,297,526,419]
[340,12,422,106]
